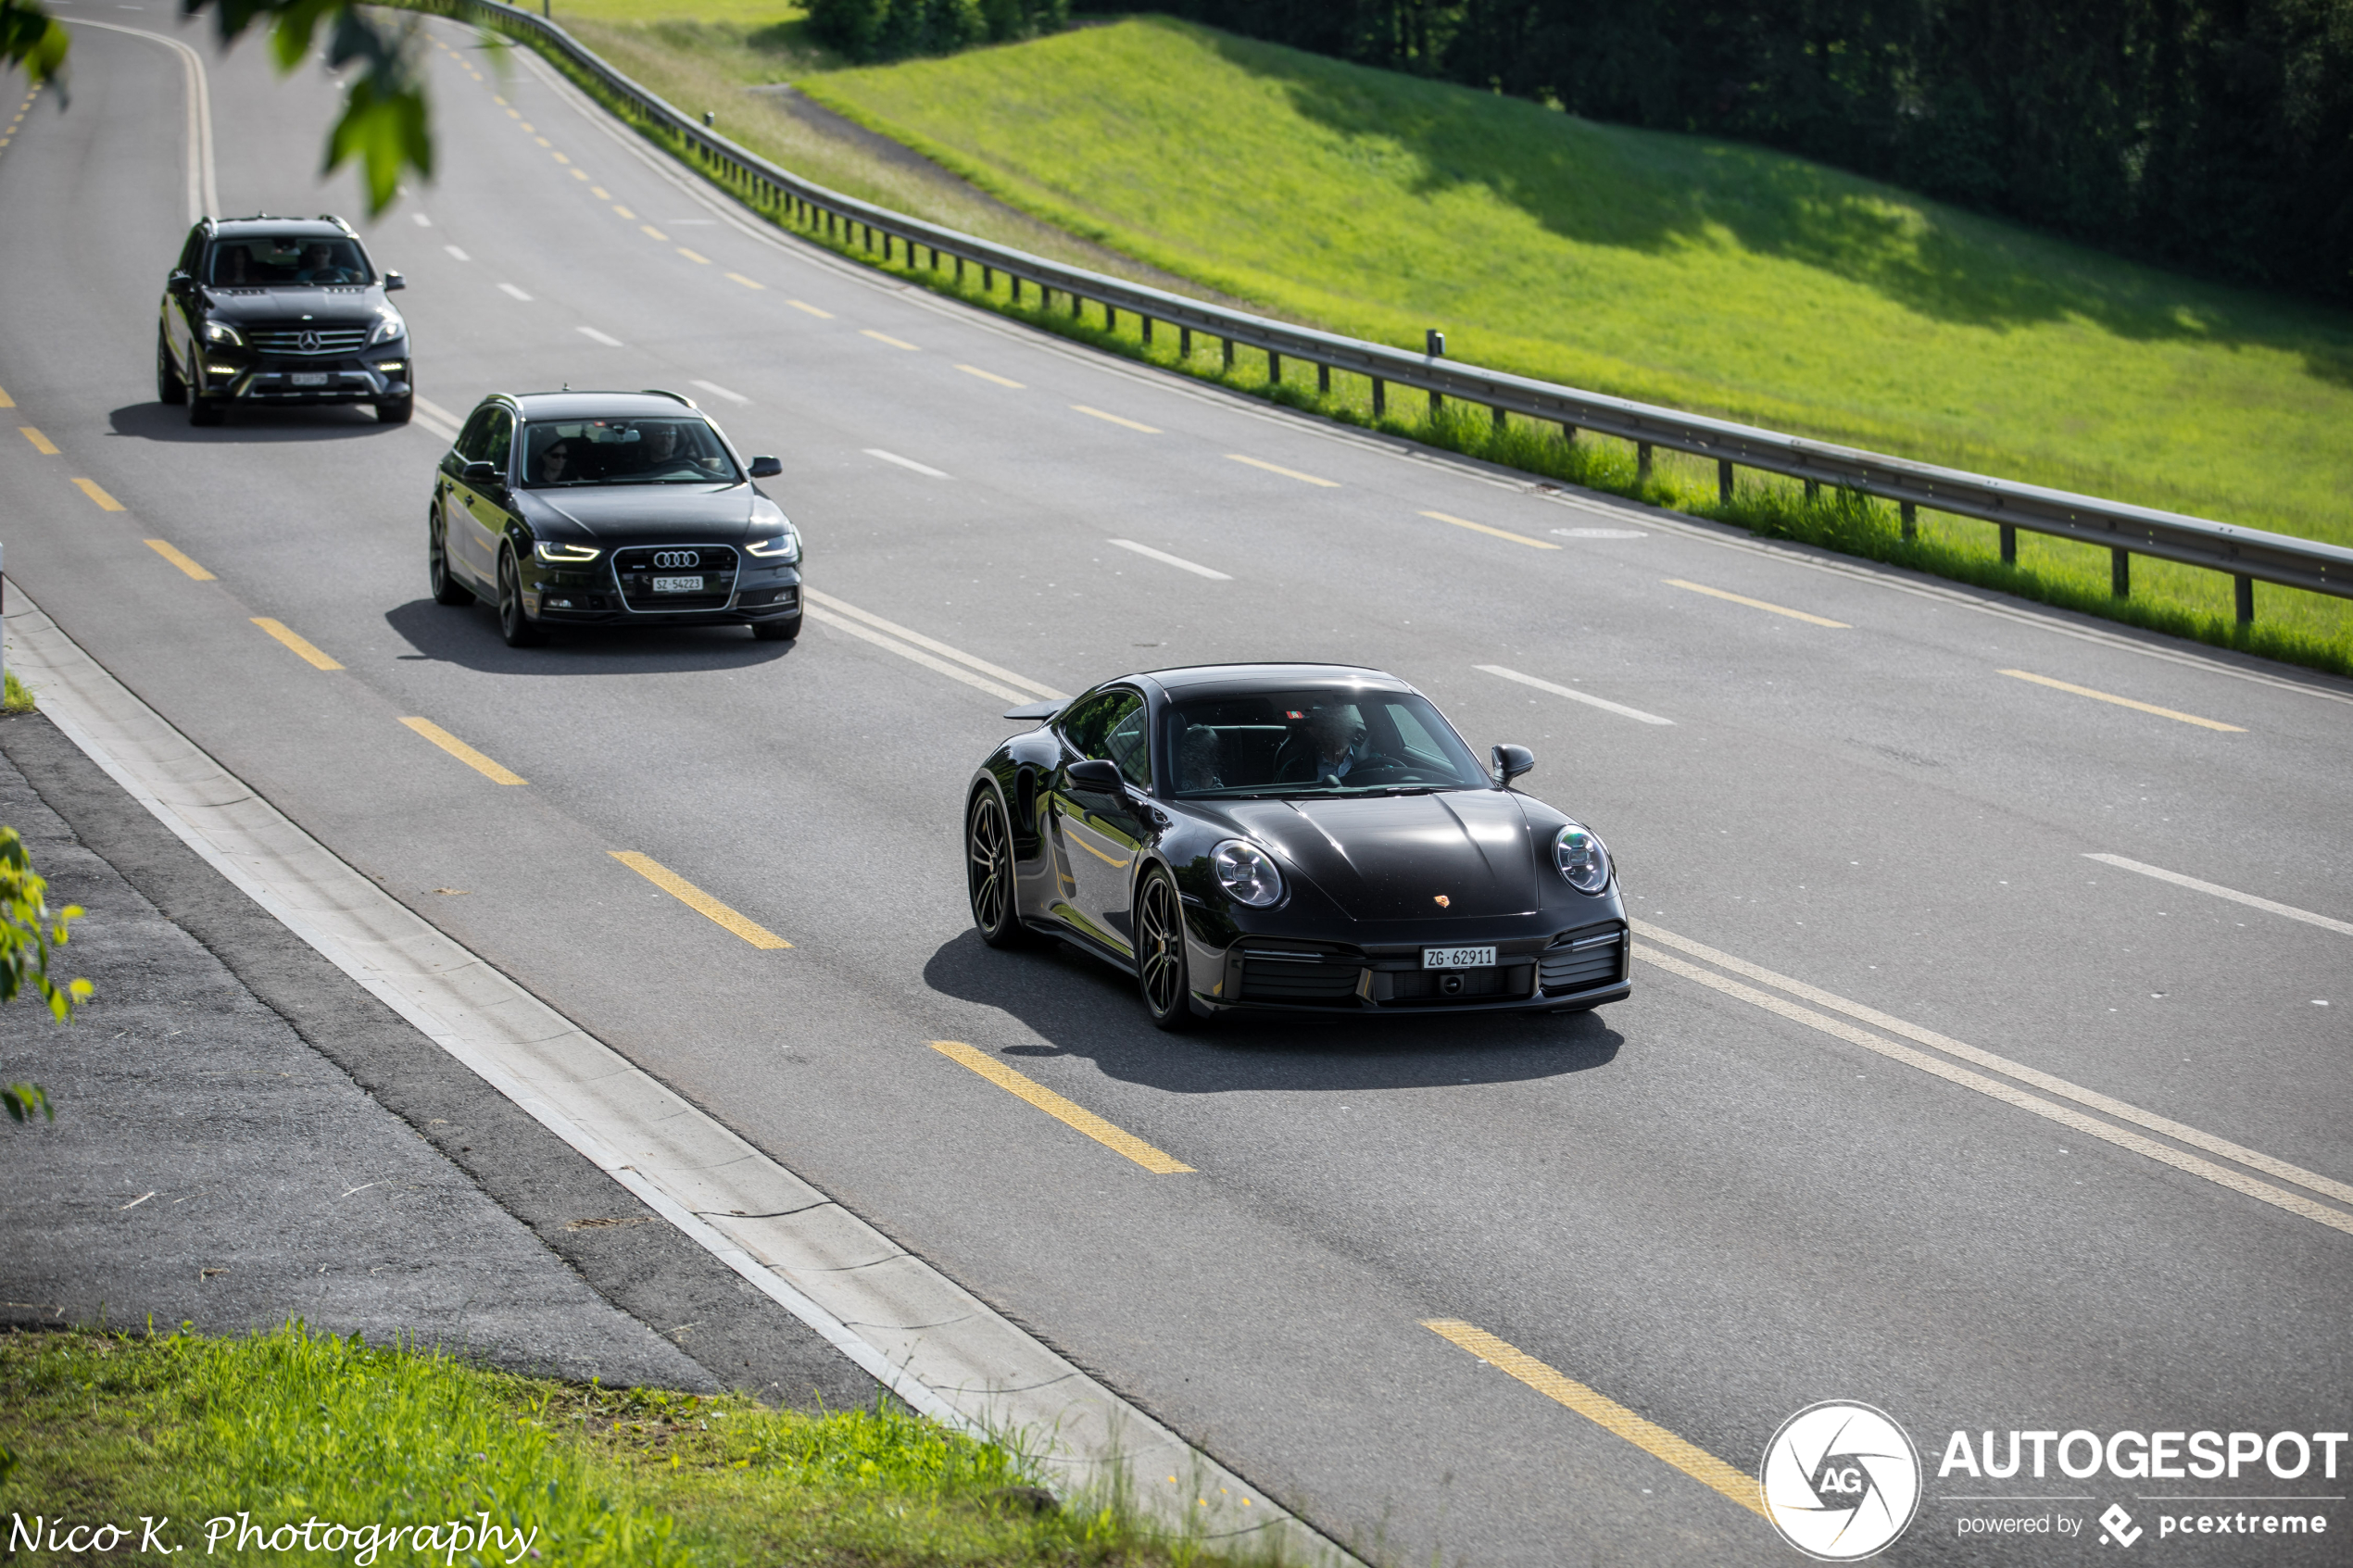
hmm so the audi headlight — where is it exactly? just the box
[202,320,245,347]
[368,312,406,346]
[1212,839,1284,908]
[535,540,601,564]
[745,527,799,563]
[1554,822,1611,895]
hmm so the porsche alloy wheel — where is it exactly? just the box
[1137,868,1194,1031]
[967,790,1030,949]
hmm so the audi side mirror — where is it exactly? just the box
[461,460,501,487]
[748,455,782,478]
[1492,744,1534,788]
[1066,759,1125,792]
[383,270,406,292]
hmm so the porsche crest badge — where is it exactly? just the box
[1433,894,1451,908]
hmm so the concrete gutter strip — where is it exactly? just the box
[6,593,1345,1562]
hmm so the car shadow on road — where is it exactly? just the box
[384,598,799,675]
[107,400,403,444]
[922,928,1622,1094]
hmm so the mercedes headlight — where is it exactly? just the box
[202,320,245,347]
[368,312,407,346]
[1554,823,1611,894]
[534,540,601,564]
[745,527,799,563]
[1212,840,1284,908]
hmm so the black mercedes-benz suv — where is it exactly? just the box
[430,390,803,646]
[157,215,411,426]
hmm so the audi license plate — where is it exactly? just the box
[289,372,329,386]
[1423,946,1496,970]
[650,575,704,594]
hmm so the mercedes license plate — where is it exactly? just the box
[289,372,329,386]
[1423,946,1496,970]
[651,575,704,594]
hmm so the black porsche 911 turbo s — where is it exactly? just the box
[964,663,1630,1029]
[428,390,802,646]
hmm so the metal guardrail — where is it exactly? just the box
[430,0,2352,621]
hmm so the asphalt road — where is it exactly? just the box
[2,13,2347,1563]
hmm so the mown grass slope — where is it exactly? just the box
[800,17,2353,551]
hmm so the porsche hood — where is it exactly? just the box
[1220,791,1542,920]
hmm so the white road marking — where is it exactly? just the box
[805,609,1032,704]
[863,447,947,478]
[2082,854,2353,937]
[803,589,1064,699]
[1478,664,1674,726]
[497,282,533,301]
[576,326,623,346]
[1554,527,1646,539]
[690,378,749,405]
[412,212,433,226]
[1107,539,1230,581]
[444,244,471,261]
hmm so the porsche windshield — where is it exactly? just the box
[207,235,371,287]
[1163,688,1490,797]
[519,417,741,487]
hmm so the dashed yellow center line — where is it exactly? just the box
[19,426,57,455]
[610,851,791,949]
[1665,577,1849,627]
[786,299,834,319]
[639,224,670,242]
[568,167,586,180]
[0,384,12,408]
[1997,669,2244,732]
[1423,1321,1765,1517]
[928,1041,1193,1173]
[518,120,535,132]
[676,247,710,265]
[725,271,765,290]
[73,478,125,511]
[1423,509,1559,550]
[1072,405,1160,433]
[399,717,526,785]
[534,136,550,147]
[495,95,510,107]
[591,185,611,199]
[861,330,919,350]
[144,539,213,579]
[250,618,342,671]
[551,151,571,165]
[610,203,635,220]
[1226,453,1339,487]
[957,364,1022,388]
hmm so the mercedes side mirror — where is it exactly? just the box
[168,270,193,293]
[1066,759,1125,792]
[383,270,406,292]
[461,460,501,487]
[1492,744,1534,788]
[748,455,782,478]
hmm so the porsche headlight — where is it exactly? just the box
[746,527,799,563]
[1554,823,1611,894]
[534,540,601,564]
[1212,839,1284,908]
[368,311,407,346]
[202,320,245,347]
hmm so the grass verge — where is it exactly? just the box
[0,1322,1291,1565]
[3,672,34,714]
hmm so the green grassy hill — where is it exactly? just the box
[799,17,2353,553]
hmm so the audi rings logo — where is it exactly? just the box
[296,330,321,353]
[652,550,701,570]
[1759,1401,1922,1561]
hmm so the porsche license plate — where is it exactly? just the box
[289,372,329,386]
[651,575,705,594]
[1423,946,1496,970]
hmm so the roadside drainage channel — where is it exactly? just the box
[5,592,1347,1563]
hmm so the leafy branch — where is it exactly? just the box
[0,824,91,1125]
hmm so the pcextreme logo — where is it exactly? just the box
[1759,1401,1924,1561]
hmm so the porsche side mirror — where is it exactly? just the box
[461,460,501,487]
[1492,744,1534,788]
[1066,759,1125,792]
[384,270,406,292]
[748,455,782,478]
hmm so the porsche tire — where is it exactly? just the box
[967,788,1039,949]
[1137,866,1197,1032]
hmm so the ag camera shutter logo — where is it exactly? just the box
[1760,1400,1922,1561]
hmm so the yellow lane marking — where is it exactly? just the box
[610,851,791,949]
[861,330,919,350]
[19,426,57,455]
[957,364,1022,388]
[1423,1321,1765,1516]
[250,618,342,671]
[568,167,586,180]
[399,717,527,785]
[1633,942,2353,1236]
[519,121,535,133]
[786,299,835,319]
[534,136,550,147]
[591,185,611,199]
[639,224,670,242]
[144,539,213,579]
[1226,453,1339,487]
[1072,405,1160,433]
[1665,578,1849,627]
[552,151,571,165]
[1423,509,1560,550]
[74,478,125,511]
[676,247,710,265]
[928,1041,1192,1173]
[0,384,11,407]
[611,203,635,219]
[725,272,764,290]
[1998,669,2242,732]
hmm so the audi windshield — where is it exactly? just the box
[520,418,742,487]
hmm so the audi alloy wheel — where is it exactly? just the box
[497,548,546,648]
[430,511,472,606]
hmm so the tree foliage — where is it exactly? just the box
[806,0,1069,64]
[1101,0,2353,305]
[0,825,89,1126]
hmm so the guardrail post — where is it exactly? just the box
[1804,479,1819,503]
[955,256,965,284]
[1491,406,1505,431]
[1999,524,2017,565]
[1179,325,1191,358]
[1141,316,1152,346]
[1900,501,1917,541]
[1105,304,1117,332]
[1269,349,1281,384]
[1638,443,1653,483]
[2111,547,2130,598]
[1562,423,1576,443]
[1317,363,1329,394]
[1373,378,1386,417]
[1222,338,1234,370]
[1717,458,1732,504]
[2235,573,2255,624]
